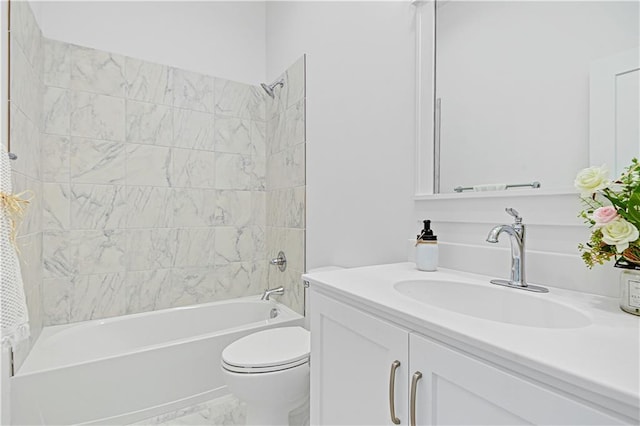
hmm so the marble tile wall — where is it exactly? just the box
[40,39,270,325]
[265,56,307,314]
[9,1,45,369]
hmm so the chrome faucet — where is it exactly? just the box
[486,208,548,293]
[261,286,285,301]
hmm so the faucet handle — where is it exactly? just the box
[505,207,522,224]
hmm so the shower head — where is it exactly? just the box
[260,78,285,98]
[260,83,274,97]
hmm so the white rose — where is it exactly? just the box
[600,218,639,252]
[574,165,610,196]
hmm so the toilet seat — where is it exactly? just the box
[222,326,310,374]
[222,356,308,373]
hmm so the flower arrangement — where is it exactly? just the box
[576,158,640,268]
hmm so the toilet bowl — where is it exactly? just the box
[221,326,310,426]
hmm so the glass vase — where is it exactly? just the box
[616,260,640,316]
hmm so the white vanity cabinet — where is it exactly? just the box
[310,288,629,426]
[310,291,409,425]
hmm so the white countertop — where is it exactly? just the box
[303,263,640,417]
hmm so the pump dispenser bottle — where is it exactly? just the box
[415,220,438,271]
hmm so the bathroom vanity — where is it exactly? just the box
[304,263,640,425]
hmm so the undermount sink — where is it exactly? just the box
[394,280,592,329]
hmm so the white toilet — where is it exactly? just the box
[221,326,311,426]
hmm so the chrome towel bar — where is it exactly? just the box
[454,181,540,193]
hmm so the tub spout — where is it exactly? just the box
[261,286,284,301]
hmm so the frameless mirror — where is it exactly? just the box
[434,1,639,194]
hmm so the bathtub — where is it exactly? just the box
[11,296,304,425]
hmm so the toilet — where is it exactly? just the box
[221,326,311,426]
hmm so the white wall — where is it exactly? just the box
[266,1,417,270]
[1,0,7,153]
[0,6,7,417]
[33,1,266,84]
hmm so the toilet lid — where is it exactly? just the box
[222,327,310,372]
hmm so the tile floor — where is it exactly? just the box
[132,395,246,426]
[132,394,309,426]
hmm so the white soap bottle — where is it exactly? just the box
[415,220,438,271]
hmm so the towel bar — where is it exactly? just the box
[454,181,540,193]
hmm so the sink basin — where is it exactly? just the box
[394,280,591,329]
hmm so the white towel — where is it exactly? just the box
[0,153,30,346]
[473,183,507,192]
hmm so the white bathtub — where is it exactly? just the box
[11,296,304,425]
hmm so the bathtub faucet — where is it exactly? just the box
[261,286,285,301]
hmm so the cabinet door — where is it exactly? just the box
[310,290,409,425]
[409,334,626,425]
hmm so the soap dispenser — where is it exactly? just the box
[415,220,438,271]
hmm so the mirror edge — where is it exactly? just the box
[414,0,436,196]
[589,47,640,175]
[414,186,577,202]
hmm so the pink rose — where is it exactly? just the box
[592,206,619,228]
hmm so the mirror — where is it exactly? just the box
[434,1,639,194]
[590,47,640,178]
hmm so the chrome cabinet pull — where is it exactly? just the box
[388,360,401,424]
[410,371,423,426]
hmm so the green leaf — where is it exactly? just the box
[627,188,640,227]
[602,190,625,210]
